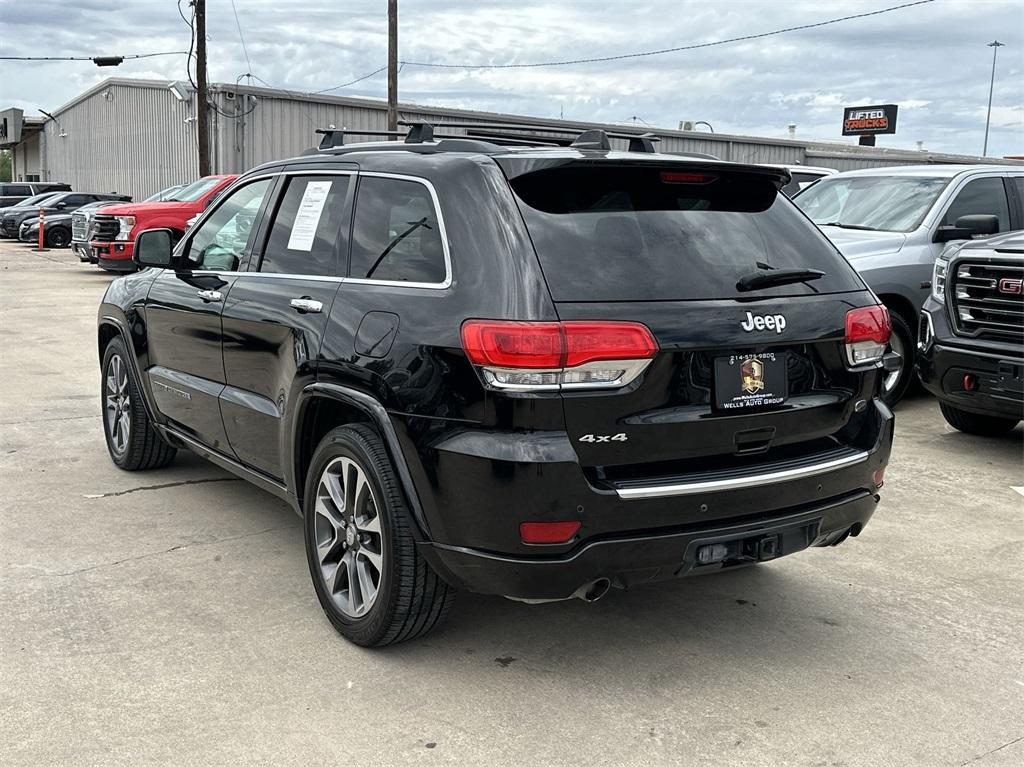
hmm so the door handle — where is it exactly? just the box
[290,297,323,314]
[196,289,223,302]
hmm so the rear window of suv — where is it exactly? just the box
[507,164,864,301]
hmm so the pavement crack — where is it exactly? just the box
[960,734,1024,765]
[84,477,242,498]
[54,524,300,577]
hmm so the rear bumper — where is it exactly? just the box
[412,399,893,600]
[918,302,1023,420]
[424,491,877,600]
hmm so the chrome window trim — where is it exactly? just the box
[347,171,453,290]
[614,450,871,500]
[180,170,453,290]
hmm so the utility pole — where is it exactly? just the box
[387,0,398,135]
[195,0,211,175]
[982,40,1004,157]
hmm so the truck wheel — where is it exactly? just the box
[303,424,454,647]
[101,337,177,470]
[881,312,914,406]
[45,226,71,248]
[939,402,1019,436]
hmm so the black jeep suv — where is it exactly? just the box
[919,230,1023,435]
[97,124,894,646]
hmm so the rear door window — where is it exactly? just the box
[507,164,864,301]
[260,175,351,275]
[348,176,448,285]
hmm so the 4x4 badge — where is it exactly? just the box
[740,358,765,394]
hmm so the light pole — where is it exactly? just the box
[982,40,1004,157]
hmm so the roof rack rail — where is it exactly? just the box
[400,120,661,153]
[315,128,405,150]
[312,121,669,155]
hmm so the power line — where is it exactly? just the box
[313,65,390,95]
[401,0,934,69]
[299,0,933,95]
[0,51,187,62]
[229,0,253,77]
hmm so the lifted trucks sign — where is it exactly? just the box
[842,104,898,136]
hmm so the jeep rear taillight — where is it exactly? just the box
[844,305,891,366]
[461,320,658,391]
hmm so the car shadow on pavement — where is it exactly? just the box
[377,560,874,681]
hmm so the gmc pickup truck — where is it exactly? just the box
[90,175,237,272]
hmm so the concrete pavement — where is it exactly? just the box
[1,240,1022,766]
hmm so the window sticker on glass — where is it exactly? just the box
[287,181,333,252]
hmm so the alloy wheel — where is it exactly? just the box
[105,354,131,454]
[313,457,385,618]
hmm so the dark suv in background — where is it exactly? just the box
[97,123,895,646]
[0,181,70,207]
[2,191,130,238]
[919,230,1023,434]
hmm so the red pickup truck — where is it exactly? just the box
[91,175,238,272]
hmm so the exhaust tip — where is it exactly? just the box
[574,578,611,603]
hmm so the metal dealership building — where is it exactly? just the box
[1,77,1016,201]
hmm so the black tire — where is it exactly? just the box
[101,337,177,470]
[881,311,914,406]
[45,226,71,248]
[304,424,454,647]
[939,402,1019,436]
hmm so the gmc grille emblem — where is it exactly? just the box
[998,278,1023,295]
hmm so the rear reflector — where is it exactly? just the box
[461,320,658,391]
[844,305,891,366]
[520,520,581,544]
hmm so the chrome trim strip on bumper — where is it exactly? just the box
[614,450,871,499]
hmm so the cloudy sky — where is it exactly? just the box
[1,0,1021,156]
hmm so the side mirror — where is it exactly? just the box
[134,228,174,268]
[55,202,67,210]
[934,213,1000,243]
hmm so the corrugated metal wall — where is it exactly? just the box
[43,82,197,201]
[42,79,1020,197]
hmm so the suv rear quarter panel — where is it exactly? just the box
[316,156,560,541]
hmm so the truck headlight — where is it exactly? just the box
[114,215,136,241]
[932,241,966,302]
[932,258,948,302]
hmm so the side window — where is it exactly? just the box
[185,179,271,271]
[7,184,31,196]
[1013,177,1024,212]
[941,177,1010,232]
[260,175,351,275]
[349,176,447,284]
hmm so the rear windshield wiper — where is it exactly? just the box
[819,221,879,231]
[736,268,825,292]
